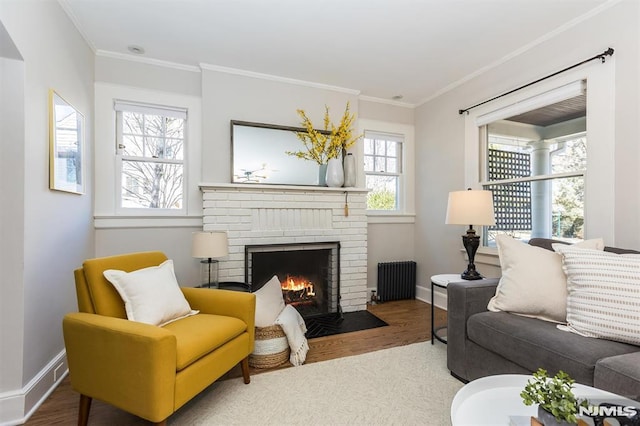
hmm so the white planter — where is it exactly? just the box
[325,158,344,187]
[343,153,356,187]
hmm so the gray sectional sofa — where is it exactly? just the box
[447,238,640,401]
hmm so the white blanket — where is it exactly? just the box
[275,305,309,366]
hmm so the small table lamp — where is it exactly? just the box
[191,231,229,288]
[445,189,496,280]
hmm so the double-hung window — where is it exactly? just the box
[479,81,587,245]
[364,131,403,211]
[115,101,186,211]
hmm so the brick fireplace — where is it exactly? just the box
[246,241,340,318]
[199,183,369,312]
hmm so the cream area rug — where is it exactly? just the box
[170,342,463,425]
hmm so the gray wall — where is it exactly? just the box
[0,40,25,397]
[93,61,418,295]
[415,0,640,285]
[95,227,203,286]
[95,55,201,96]
[200,68,359,182]
[358,99,415,125]
[0,0,94,422]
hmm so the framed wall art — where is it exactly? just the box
[49,90,84,194]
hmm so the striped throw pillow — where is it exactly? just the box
[554,245,640,346]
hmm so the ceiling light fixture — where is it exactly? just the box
[127,45,145,55]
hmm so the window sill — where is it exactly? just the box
[474,246,500,267]
[94,215,202,229]
[367,213,415,224]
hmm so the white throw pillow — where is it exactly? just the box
[487,235,604,323]
[254,275,286,327]
[554,245,640,346]
[103,259,198,326]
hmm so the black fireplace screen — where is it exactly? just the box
[245,242,340,318]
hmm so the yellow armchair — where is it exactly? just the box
[62,251,255,425]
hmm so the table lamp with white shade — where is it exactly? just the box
[445,189,496,280]
[191,231,229,288]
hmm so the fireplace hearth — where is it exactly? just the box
[245,242,340,318]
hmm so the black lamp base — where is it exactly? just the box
[461,227,483,280]
[200,258,220,288]
[461,269,483,280]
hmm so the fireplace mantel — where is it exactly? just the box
[199,182,369,312]
[199,182,369,194]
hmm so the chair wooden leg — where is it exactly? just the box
[78,394,92,426]
[241,356,251,384]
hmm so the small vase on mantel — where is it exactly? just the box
[343,152,356,187]
[325,158,344,187]
[318,163,328,186]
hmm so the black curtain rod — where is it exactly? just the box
[458,47,614,115]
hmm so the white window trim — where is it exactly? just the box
[364,130,403,212]
[358,119,415,217]
[94,83,202,222]
[114,102,187,214]
[464,62,616,250]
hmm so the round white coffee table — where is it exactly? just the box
[451,374,639,426]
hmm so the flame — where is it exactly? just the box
[281,275,315,296]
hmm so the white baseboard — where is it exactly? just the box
[0,350,68,426]
[367,285,447,311]
[416,284,447,311]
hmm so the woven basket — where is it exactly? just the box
[249,324,290,368]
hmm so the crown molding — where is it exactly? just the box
[96,50,201,73]
[57,0,96,53]
[358,95,416,109]
[199,63,360,95]
[417,0,623,107]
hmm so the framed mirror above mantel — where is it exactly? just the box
[231,120,331,186]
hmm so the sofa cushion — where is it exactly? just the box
[467,311,639,385]
[163,313,247,371]
[554,245,640,346]
[487,235,603,323]
[595,352,640,401]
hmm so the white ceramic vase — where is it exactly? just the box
[325,158,344,187]
[343,153,356,187]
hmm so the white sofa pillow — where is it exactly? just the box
[554,245,640,345]
[254,275,286,327]
[487,235,604,323]
[104,259,198,326]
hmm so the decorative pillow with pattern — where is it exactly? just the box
[488,235,604,323]
[554,245,640,345]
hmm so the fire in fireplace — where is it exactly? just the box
[281,275,316,304]
[245,242,340,318]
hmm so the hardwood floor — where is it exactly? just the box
[26,299,447,425]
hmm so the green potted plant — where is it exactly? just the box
[520,368,588,426]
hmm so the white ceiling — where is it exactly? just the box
[60,0,613,106]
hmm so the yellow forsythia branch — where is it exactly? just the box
[286,102,363,165]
